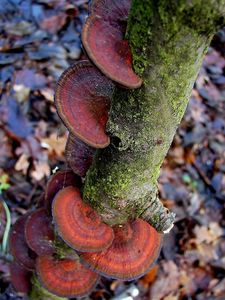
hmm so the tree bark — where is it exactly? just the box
[83,0,225,232]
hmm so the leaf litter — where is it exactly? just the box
[0,1,225,299]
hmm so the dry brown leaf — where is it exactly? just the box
[163,293,179,300]
[171,146,184,165]
[41,132,67,157]
[13,84,30,103]
[40,87,54,102]
[139,265,158,286]
[15,153,30,174]
[31,160,50,181]
[213,279,225,297]
[149,261,179,300]
[194,223,223,245]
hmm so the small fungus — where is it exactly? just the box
[9,214,36,271]
[36,255,99,298]
[10,262,32,294]
[52,186,114,252]
[65,134,96,177]
[25,208,55,256]
[80,219,162,280]
[82,0,142,89]
[45,170,81,212]
[55,60,114,148]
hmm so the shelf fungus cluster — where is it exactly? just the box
[9,0,165,298]
[9,170,100,298]
[9,177,162,297]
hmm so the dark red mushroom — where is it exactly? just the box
[80,219,162,280]
[10,262,32,294]
[55,60,114,148]
[65,134,96,177]
[9,214,36,271]
[91,0,130,22]
[45,169,81,212]
[52,186,114,252]
[36,255,99,298]
[25,208,55,256]
[82,0,142,89]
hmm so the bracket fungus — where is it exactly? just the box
[80,219,162,280]
[45,170,81,212]
[36,255,99,298]
[65,134,96,177]
[82,0,142,89]
[52,186,114,252]
[55,60,114,148]
[9,214,36,271]
[25,208,55,256]
[10,262,32,294]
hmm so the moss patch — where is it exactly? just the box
[29,276,67,300]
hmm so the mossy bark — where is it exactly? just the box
[83,0,225,232]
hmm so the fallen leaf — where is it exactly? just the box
[15,154,30,175]
[39,12,67,34]
[149,261,179,300]
[212,278,225,297]
[14,69,47,90]
[13,84,30,103]
[139,265,158,286]
[40,87,54,102]
[31,160,50,181]
[194,223,223,244]
[40,132,67,157]
[0,97,33,139]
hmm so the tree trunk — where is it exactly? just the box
[83,0,225,232]
[29,1,225,299]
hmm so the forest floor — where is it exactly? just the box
[0,1,224,300]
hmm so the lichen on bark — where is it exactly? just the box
[83,0,225,232]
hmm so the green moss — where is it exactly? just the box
[53,237,78,260]
[126,0,154,75]
[158,0,225,36]
[30,276,67,300]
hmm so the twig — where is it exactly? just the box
[1,200,11,254]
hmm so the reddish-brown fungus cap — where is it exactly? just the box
[52,186,114,252]
[25,208,55,256]
[80,219,163,280]
[45,170,81,212]
[9,214,36,270]
[55,60,114,148]
[82,1,142,89]
[91,0,131,23]
[36,255,99,298]
[65,134,96,177]
[10,262,32,294]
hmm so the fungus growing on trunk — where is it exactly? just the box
[80,219,162,280]
[25,208,55,256]
[82,0,142,88]
[9,214,36,270]
[55,60,114,148]
[45,170,81,212]
[36,255,99,298]
[52,186,114,252]
[65,134,96,177]
[10,262,32,294]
